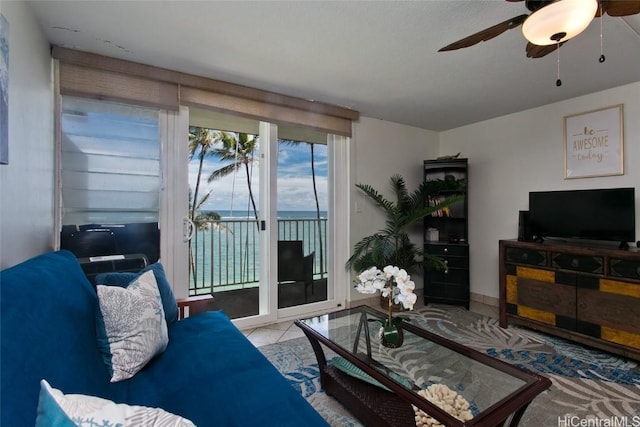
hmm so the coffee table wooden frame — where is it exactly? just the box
[295,305,551,427]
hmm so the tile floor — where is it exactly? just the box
[241,317,307,347]
[241,300,499,348]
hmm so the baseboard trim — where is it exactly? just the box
[470,292,499,307]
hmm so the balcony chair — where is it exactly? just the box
[277,240,315,302]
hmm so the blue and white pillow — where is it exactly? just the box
[96,270,168,382]
[95,262,179,325]
[36,380,196,426]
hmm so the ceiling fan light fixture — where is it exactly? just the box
[522,0,598,45]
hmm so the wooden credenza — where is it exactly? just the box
[499,239,640,361]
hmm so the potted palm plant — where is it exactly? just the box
[346,173,464,310]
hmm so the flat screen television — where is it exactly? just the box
[528,188,636,245]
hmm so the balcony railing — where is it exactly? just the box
[189,217,327,295]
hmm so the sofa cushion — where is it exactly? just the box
[36,380,196,427]
[97,270,169,382]
[95,262,179,325]
[123,311,329,426]
[1,250,122,427]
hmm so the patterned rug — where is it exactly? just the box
[259,305,640,426]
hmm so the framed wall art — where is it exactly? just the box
[564,104,623,179]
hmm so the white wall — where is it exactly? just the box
[0,2,54,269]
[440,82,640,303]
[349,116,440,303]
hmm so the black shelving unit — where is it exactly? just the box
[423,158,469,308]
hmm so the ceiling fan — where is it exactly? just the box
[439,0,640,59]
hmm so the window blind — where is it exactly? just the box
[61,96,160,225]
[53,46,358,137]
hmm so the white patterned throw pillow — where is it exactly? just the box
[36,380,196,427]
[97,270,169,382]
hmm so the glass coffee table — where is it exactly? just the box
[295,305,551,427]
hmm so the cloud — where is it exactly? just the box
[189,141,328,213]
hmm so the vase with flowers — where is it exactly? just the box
[354,265,417,348]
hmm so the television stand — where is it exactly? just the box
[499,239,640,361]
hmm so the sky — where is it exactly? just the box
[189,133,328,214]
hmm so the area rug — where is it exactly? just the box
[259,304,640,426]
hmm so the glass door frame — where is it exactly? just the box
[159,107,191,300]
[235,122,350,330]
[266,125,351,325]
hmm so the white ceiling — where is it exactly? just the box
[27,0,640,131]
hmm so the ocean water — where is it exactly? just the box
[190,211,327,291]
[216,210,327,219]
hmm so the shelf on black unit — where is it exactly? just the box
[423,158,469,309]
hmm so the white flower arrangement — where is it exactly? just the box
[354,265,417,310]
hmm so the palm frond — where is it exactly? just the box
[390,174,411,211]
[346,234,391,267]
[355,183,397,217]
[195,190,212,211]
[207,162,241,182]
[407,193,465,226]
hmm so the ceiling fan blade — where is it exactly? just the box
[526,42,565,58]
[602,0,640,16]
[439,14,529,51]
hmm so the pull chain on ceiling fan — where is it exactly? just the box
[554,2,606,88]
[556,37,562,86]
[599,2,606,63]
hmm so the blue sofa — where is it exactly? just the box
[1,250,328,426]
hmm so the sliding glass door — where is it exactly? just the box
[185,109,340,326]
[276,125,329,312]
[187,110,262,319]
